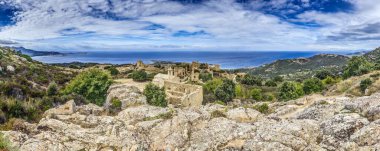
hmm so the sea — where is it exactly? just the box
[32,51,350,69]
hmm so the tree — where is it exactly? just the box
[265,80,277,87]
[279,82,304,101]
[215,79,236,103]
[273,76,284,82]
[143,83,167,107]
[203,79,223,93]
[250,88,263,101]
[46,82,58,96]
[241,74,263,86]
[64,69,113,106]
[315,70,333,80]
[343,56,373,79]
[360,78,372,93]
[130,70,148,82]
[303,78,324,94]
[200,73,213,82]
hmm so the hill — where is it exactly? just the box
[237,54,349,79]
[363,47,380,62]
[8,46,63,57]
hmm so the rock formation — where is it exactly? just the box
[3,93,380,150]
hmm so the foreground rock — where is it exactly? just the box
[105,84,147,109]
[3,93,380,150]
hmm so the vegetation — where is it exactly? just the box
[199,73,213,82]
[0,132,14,151]
[215,79,236,103]
[315,70,334,80]
[64,69,113,106]
[343,56,373,79]
[143,83,167,107]
[210,110,226,118]
[106,66,120,76]
[253,103,270,114]
[241,74,263,86]
[360,78,372,93]
[279,82,304,101]
[130,70,148,82]
[302,78,324,94]
[250,88,263,101]
[264,80,277,87]
[47,82,58,96]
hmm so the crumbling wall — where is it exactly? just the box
[164,81,203,107]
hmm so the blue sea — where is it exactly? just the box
[32,51,350,69]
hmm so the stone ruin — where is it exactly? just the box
[164,81,203,107]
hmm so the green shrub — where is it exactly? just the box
[203,79,223,93]
[250,88,263,101]
[263,93,275,101]
[241,75,263,86]
[200,73,213,82]
[273,76,284,82]
[143,83,167,107]
[215,79,236,103]
[360,78,372,93]
[111,98,122,108]
[279,81,304,101]
[253,103,269,114]
[64,69,113,106]
[322,76,340,85]
[106,67,119,76]
[265,80,277,87]
[303,78,324,94]
[343,56,373,79]
[130,70,148,82]
[0,132,15,151]
[315,70,334,80]
[47,82,58,96]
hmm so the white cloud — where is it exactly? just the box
[0,0,379,51]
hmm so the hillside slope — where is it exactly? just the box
[239,54,349,79]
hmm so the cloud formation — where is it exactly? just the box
[0,0,379,51]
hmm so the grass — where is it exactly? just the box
[210,110,226,118]
[143,109,175,121]
[0,132,16,151]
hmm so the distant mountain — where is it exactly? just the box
[9,46,63,57]
[346,51,369,56]
[237,54,350,80]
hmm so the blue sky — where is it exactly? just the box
[0,0,379,52]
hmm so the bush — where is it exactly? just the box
[215,79,236,103]
[19,54,33,62]
[303,78,324,94]
[315,70,334,80]
[130,70,148,82]
[360,78,372,93]
[322,76,340,85]
[106,67,120,76]
[200,73,213,82]
[253,103,269,114]
[64,69,113,106]
[0,132,15,151]
[279,81,304,101]
[143,83,167,107]
[343,56,373,79]
[273,76,284,82]
[263,93,275,101]
[265,80,277,87]
[250,88,263,101]
[47,82,58,96]
[241,75,263,86]
[203,79,223,93]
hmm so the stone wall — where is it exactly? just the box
[164,81,203,107]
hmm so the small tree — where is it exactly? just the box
[241,74,263,86]
[200,73,213,82]
[360,78,372,94]
[64,69,113,106]
[273,76,284,82]
[250,88,263,101]
[343,56,373,79]
[107,67,120,76]
[303,78,324,94]
[265,80,277,87]
[143,83,167,107]
[130,70,148,82]
[215,79,236,103]
[315,70,334,80]
[47,82,58,96]
[279,81,304,101]
[203,78,223,93]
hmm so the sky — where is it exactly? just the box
[0,0,380,52]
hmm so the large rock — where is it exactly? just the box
[226,107,263,122]
[105,84,147,109]
[6,65,15,72]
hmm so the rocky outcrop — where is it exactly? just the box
[3,93,380,150]
[105,84,147,109]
